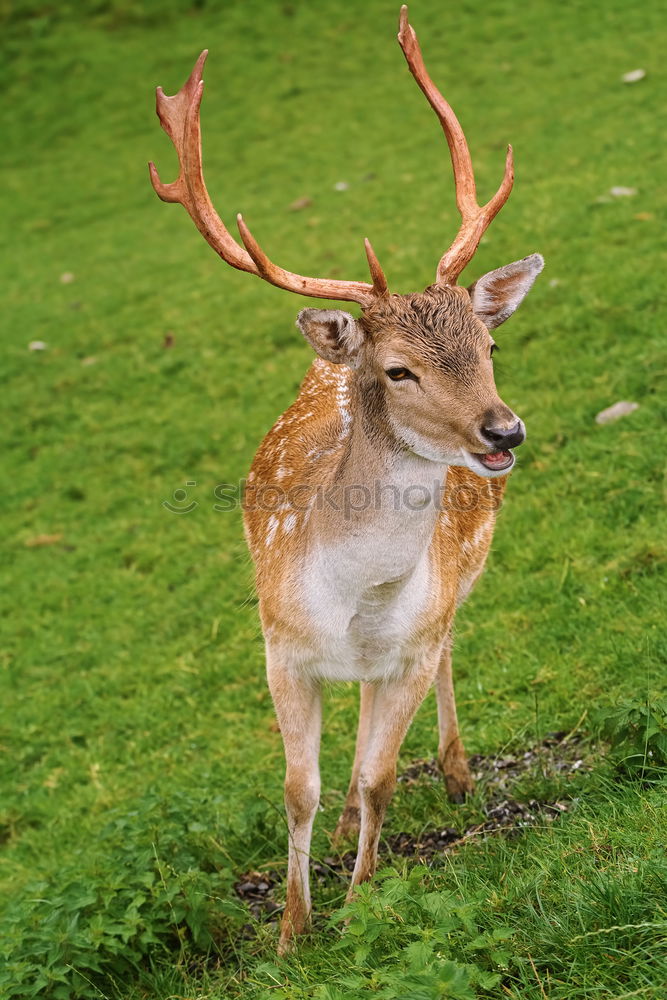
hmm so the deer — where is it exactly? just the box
[150,5,543,953]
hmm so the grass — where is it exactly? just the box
[1,0,666,996]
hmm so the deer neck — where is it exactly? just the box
[310,370,448,585]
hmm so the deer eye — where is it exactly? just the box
[386,367,417,382]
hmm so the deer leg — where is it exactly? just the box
[267,658,322,955]
[348,664,436,896]
[434,634,474,802]
[333,682,375,843]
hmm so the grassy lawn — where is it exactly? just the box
[1,0,666,997]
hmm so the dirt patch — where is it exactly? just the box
[383,797,570,864]
[387,731,591,860]
[234,869,282,920]
[234,732,594,918]
[399,731,591,793]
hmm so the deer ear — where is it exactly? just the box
[296,309,365,367]
[468,253,544,330]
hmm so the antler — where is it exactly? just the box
[149,51,387,306]
[397,5,514,286]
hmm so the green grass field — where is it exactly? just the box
[2,0,666,997]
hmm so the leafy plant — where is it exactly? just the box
[596,697,667,782]
[2,0,667,997]
[0,793,246,999]
[321,866,513,999]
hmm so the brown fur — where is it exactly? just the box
[243,286,523,952]
[149,10,543,957]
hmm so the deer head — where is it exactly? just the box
[150,5,543,477]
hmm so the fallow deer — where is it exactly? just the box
[150,5,544,952]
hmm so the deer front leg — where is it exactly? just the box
[435,634,474,802]
[348,664,436,895]
[266,656,322,955]
[333,682,375,843]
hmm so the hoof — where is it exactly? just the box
[444,770,475,802]
[440,752,475,803]
[277,933,295,957]
[278,901,309,954]
[332,805,361,844]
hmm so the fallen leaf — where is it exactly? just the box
[60,272,75,284]
[634,212,653,221]
[333,181,349,191]
[595,400,639,425]
[163,332,175,348]
[25,533,63,547]
[609,186,637,197]
[288,196,312,211]
[28,340,48,351]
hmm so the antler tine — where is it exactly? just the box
[149,51,256,274]
[150,53,384,306]
[364,239,389,297]
[397,5,514,285]
[234,213,381,305]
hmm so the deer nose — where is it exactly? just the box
[481,419,525,450]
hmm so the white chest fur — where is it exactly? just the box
[296,538,433,682]
[288,460,447,682]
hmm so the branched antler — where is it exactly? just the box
[150,8,514,301]
[149,51,387,305]
[397,5,514,285]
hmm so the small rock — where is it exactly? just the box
[621,69,646,84]
[496,757,518,770]
[237,881,257,894]
[60,272,75,284]
[609,186,637,197]
[334,181,349,192]
[288,196,312,211]
[595,400,639,424]
[28,341,48,351]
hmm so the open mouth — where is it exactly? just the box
[471,450,515,473]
